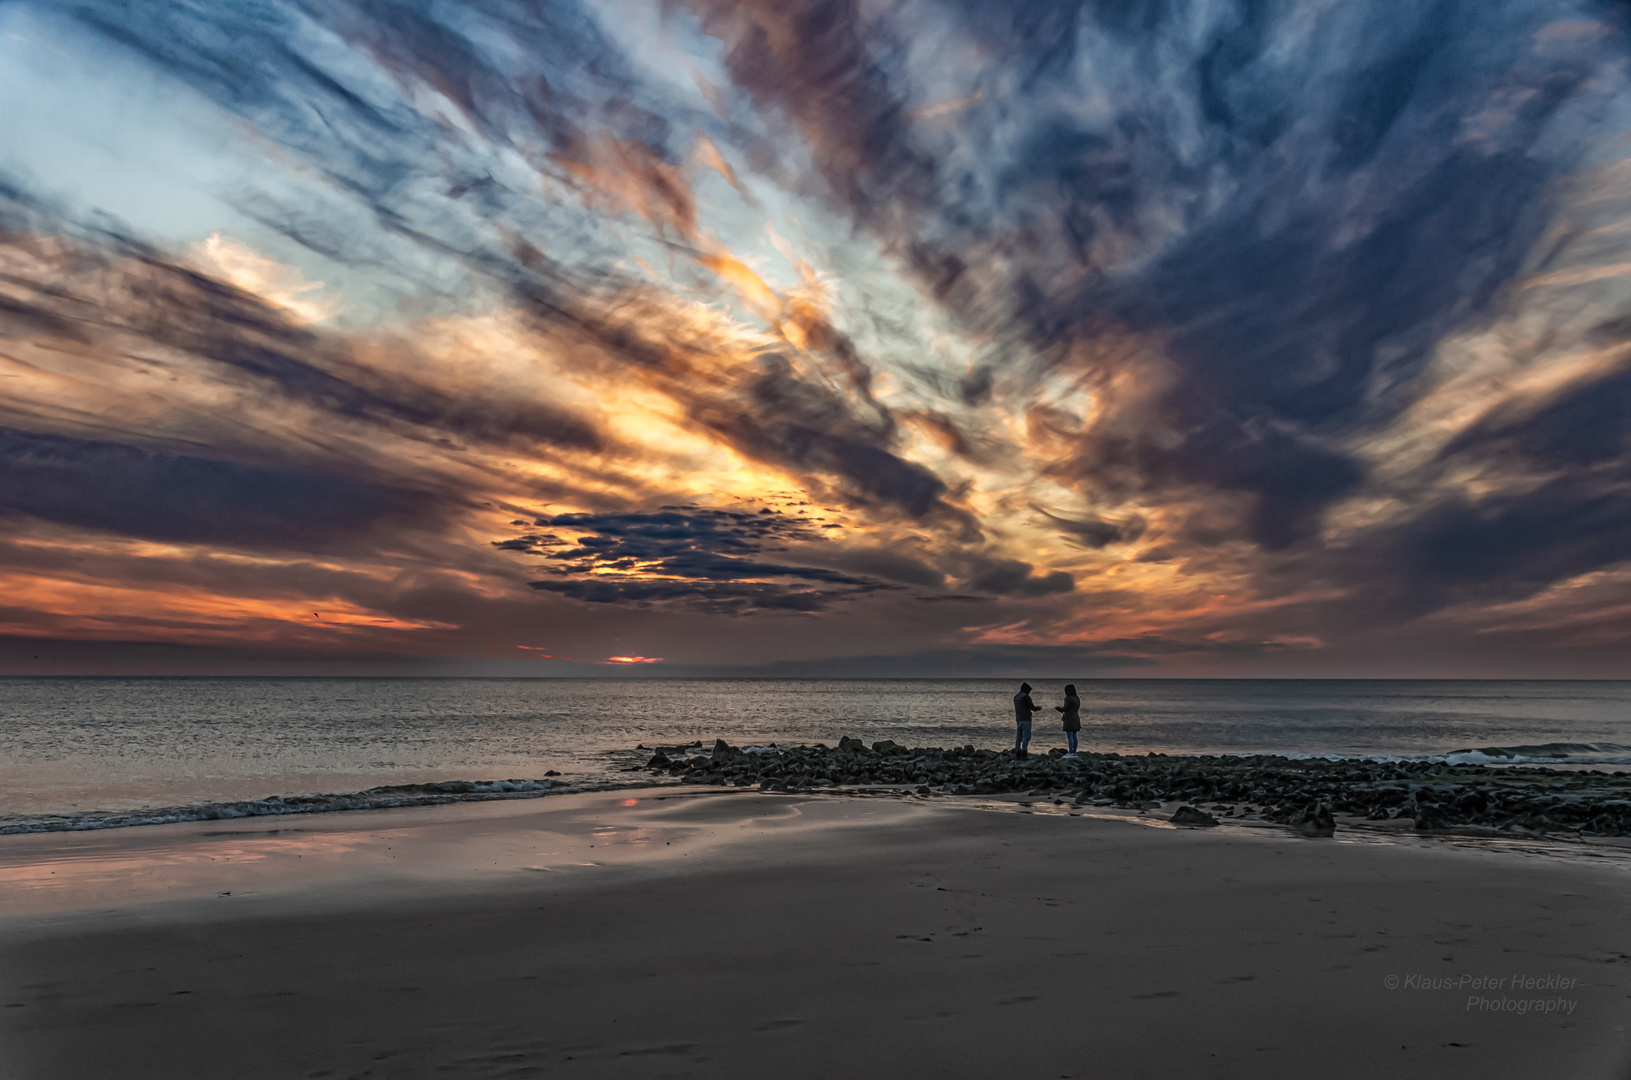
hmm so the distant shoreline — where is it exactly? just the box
[4,673,1631,682]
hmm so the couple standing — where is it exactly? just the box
[1012,682,1080,760]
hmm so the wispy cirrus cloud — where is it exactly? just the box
[0,0,1627,674]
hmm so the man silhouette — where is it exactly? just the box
[1013,682,1041,759]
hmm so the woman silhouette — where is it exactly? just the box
[1055,684,1082,757]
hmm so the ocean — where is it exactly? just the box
[3,677,1629,833]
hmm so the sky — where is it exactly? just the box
[1,0,1629,678]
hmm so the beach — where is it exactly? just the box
[2,789,1628,1079]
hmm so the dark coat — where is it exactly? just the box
[1057,694,1081,732]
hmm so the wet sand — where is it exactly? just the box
[1,790,1628,1079]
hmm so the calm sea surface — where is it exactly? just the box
[2,678,1629,830]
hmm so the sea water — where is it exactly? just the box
[2,677,1628,832]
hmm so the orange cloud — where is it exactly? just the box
[553,132,699,238]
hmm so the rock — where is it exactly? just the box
[1290,800,1336,837]
[712,738,738,761]
[1137,800,1162,811]
[915,785,932,795]
[1413,805,1454,831]
[544,770,561,777]
[1171,805,1220,827]
[872,740,903,754]
[645,753,670,768]
[838,736,869,754]
[1092,797,1116,807]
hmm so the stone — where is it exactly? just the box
[1290,800,1336,837]
[1170,805,1220,827]
[872,740,903,754]
[1413,805,1453,831]
[838,735,869,754]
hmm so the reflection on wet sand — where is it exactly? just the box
[0,790,930,917]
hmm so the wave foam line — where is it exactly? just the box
[1239,743,1631,768]
[0,778,590,836]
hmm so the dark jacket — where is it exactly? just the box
[1056,693,1081,732]
[1014,690,1041,723]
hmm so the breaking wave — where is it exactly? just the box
[1437,742,1631,767]
[1256,743,1631,768]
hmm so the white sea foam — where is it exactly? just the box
[1213,742,1631,769]
[0,779,564,835]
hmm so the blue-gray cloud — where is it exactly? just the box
[8,0,1631,650]
[510,508,900,613]
[0,427,429,549]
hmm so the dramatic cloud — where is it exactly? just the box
[511,508,898,614]
[0,0,1627,674]
[0,426,427,549]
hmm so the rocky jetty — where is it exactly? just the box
[641,739,1631,838]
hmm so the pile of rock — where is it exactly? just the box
[640,739,1631,837]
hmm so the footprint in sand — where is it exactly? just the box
[753,1019,804,1032]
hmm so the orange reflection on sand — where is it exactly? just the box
[0,827,384,909]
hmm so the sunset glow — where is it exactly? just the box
[0,0,1629,677]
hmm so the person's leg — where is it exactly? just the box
[1014,724,1024,754]
[1067,730,1078,754]
[1019,721,1032,755]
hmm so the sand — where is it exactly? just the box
[2,789,1628,1079]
